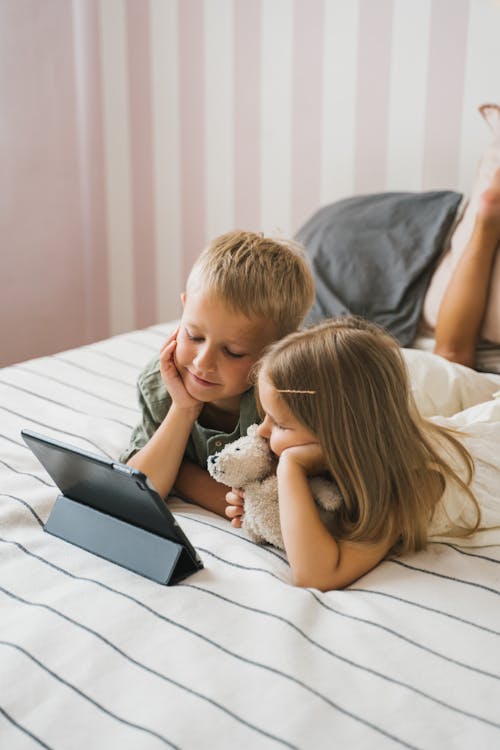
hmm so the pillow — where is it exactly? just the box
[401,347,500,418]
[422,103,500,343]
[296,190,462,346]
[428,395,500,547]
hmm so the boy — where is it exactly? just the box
[120,230,315,517]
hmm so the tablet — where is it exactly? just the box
[21,429,203,584]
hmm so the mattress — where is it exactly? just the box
[1,323,500,749]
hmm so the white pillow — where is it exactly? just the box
[427,395,500,547]
[402,347,500,417]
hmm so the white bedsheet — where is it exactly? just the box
[1,325,500,749]
[412,333,500,375]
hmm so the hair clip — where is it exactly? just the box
[276,388,316,395]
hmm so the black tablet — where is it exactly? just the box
[21,429,203,584]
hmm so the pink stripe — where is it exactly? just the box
[291,0,324,232]
[126,0,157,329]
[354,0,393,194]
[179,0,206,279]
[234,0,261,231]
[422,0,469,189]
[1,0,87,365]
[74,0,110,344]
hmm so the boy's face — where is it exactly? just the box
[175,288,278,414]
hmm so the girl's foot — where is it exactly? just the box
[476,167,500,234]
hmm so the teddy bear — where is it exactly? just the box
[207,424,342,550]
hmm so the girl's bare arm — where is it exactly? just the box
[276,453,392,591]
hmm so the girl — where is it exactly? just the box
[225,316,498,591]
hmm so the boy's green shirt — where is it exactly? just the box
[119,355,260,470]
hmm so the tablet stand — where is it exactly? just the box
[45,495,196,584]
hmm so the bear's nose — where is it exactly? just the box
[209,455,217,464]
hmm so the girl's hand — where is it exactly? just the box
[159,328,202,412]
[278,442,327,476]
[225,487,245,528]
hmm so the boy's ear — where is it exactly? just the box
[180,291,186,307]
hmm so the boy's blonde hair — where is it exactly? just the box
[186,230,315,338]
[257,316,480,555]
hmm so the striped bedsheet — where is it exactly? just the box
[1,324,500,750]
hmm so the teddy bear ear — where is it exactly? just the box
[247,424,258,436]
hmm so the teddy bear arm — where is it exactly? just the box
[242,475,285,550]
[309,476,342,511]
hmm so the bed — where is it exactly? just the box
[2,321,500,750]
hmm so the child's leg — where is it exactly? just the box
[434,168,500,368]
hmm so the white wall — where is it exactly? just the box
[1,0,500,366]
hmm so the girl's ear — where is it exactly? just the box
[180,291,186,307]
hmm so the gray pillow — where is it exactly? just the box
[296,191,462,346]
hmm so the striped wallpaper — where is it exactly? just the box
[2,0,500,366]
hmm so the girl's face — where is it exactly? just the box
[256,375,317,457]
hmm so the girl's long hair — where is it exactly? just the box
[258,317,480,554]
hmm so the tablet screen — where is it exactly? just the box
[21,429,197,555]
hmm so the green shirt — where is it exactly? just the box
[119,355,260,469]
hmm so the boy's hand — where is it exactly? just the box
[160,328,202,412]
[225,488,245,528]
[278,443,326,476]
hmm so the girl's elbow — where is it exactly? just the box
[292,569,342,592]
[292,572,312,589]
